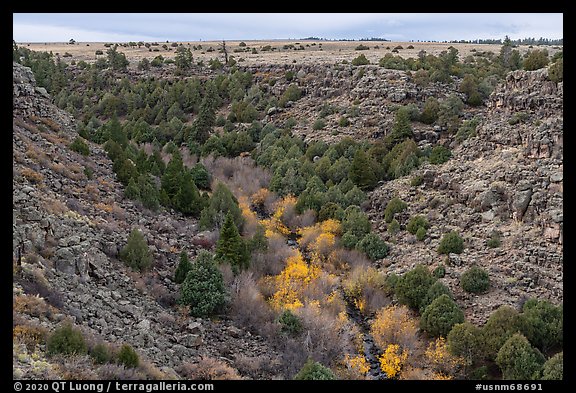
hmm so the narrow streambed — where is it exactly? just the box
[256,202,388,380]
[342,291,387,380]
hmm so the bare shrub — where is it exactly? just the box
[295,302,358,371]
[302,271,340,307]
[39,235,57,259]
[58,355,99,379]
[399,366,429,380]
[13,323,48,351]
[191,234,217,250]
[20,167,43,184]
[66,197,86,215]
[43,197,68,215]
[178,358,242,380]
[234,354,282,379]
[16,270,64,310]
[157,311,176,325]
[96,364,146,380]
[161,151,172,166]
[288,209,316,230]
[98,220,122,236]
[330,248,370,270]
[218,263,235,288]
[140,143,154,156]
[229,271,278,335]
[150,282,177,308]
[180,147,198,169]
[112,204,126,221]
[251,235,294,278]
[343,265,390,316]
[84,183,100,202]
[138,360,168,380]
[278,337,308,378]
[203,155,271,200]
[298,226,322,251]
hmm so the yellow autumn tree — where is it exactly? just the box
[344,353,370,377]
[259,195,295,237]
[379,344,408,378]
[309,232,336,264]
[320,219,342,236]
[239,195,259,236]
[370,305,419,354]
[298,219,341,266]
[425,337,464,377]
[250,188,270,207]
[269,250,319,311]
[343,266,386,315]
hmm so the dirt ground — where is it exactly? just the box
[20,40,563,66]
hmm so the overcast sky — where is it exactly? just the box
[13,13,563,43]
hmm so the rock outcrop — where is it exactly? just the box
[13,62,281,379]
[368,67,563,325]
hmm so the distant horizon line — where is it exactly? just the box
[15,37,565,44]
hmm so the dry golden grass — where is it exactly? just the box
[42,196,68,215]
[13,324,48,352]
[20,167,44,184]
[23,40,562,67]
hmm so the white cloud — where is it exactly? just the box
[13,23,162,43]
[12,13,563,43]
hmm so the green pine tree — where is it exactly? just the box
[161,150,184,202]
[125,177,140,200]
[119,229,152,272]
[215,212,250,272]
[349,149,377,190]
[384,107,413,149]
[192,81,218,144]
[137,174,160,211]
[180,251,226,317]
[174,251,192,284]
[199,182,243,230]
[174,172,203,216]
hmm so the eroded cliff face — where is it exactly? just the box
[369,67,562,325]
[13,62,281,379]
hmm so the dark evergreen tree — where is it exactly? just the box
[349,149,377,190]
[107,114,128,149]
[447,322,484,368]
[481,305,524,360]
[520,299,563,353]
[119,229,152,272]
[420,294,465,337]
[199,182,243,230]
[192,81,218,144]
[294,359,335,380]
[190,163,211,190]
[384,107,414,148]
[174,171,203,216]
[125,177,140,200]
[106,45,129,70]
[137,174,160,211]
[395,264,436,310]
[179,251,226,317]
[541,352,563,380]
[215,212,250,272]
[496,333,545,380]
[174,251,192,284]
[161,150,184,202]
[175,46,193,73]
